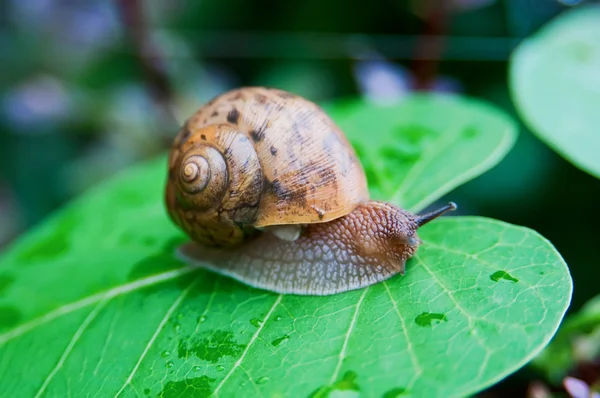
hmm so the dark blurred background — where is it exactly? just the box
[0,0,598,395]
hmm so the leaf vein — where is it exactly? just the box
[0,265,200,346]
[213,294,283,396]
[330,288,368,384]
[415,256,492,378]
[383,281,423,387]
[114,278,197,397]
[34,299,108,398]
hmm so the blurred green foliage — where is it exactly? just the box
[1,0,599,396]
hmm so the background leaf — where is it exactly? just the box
[0,95,571,398]
[509,5,600,179]
[533,294,600,383]
[325,94,517,212]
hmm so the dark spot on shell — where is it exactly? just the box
[263,177,275,192]
[255,94,267,103]
[202,118,208,124]
[230,91,243,100]
[227,108,240,124]
[179,128,191,144]
[271,179,284,196]
[211,111,219,117]
[231,201,260,224]
[270,178,307,206]
[270,146,277,156]
[240,154,252,170]
[201,134,206,140]
[227,172,262,224]
[317,167,337,187]
[250,128,265,142]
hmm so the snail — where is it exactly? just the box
[165,87,456,296]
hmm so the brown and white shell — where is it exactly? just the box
[165,87,369,247]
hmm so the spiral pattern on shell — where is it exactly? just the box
[180,156,208,190]
[166,123,264,246]
[165,86,369,247]
[176,146,229,211]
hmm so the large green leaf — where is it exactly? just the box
[0,94,571,398]
[325,94,516,212]
[510,5,600,178]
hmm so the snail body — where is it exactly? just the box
[165,87,456,295]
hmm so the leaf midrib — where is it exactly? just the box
[114,279,198,397]
[213,294,283,396]
[34,299,109,398]
[0,264,201,346]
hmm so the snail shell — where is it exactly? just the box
[165,87,368,247]
[165,87,456,295]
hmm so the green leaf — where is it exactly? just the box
[0,95,570,398]
[509,5,600,179]
[325,94,517,212]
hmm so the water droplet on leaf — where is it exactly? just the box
[383,387,407,397]
[193,366,201,372]
[250,318,262,327]
[166,361,174,368]
[217,365,225,372]
[256,376,270,384]
[173,323,181,332]
[275,315,282,321]
[414,312,448,327]
[161,350,171,358]
[490,270,519,283]
[198,315,207,323]
[271,335,290,347]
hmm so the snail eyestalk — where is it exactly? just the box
[415,202,457,227]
